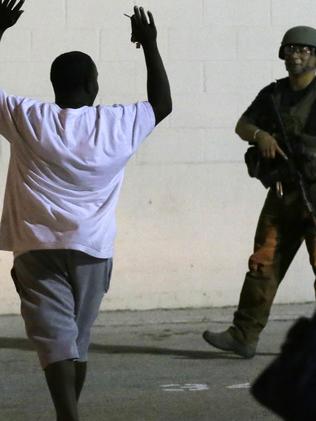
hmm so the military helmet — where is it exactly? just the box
[279,26,316,59]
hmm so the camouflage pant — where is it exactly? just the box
[231,188,316,344]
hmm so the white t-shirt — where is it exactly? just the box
[0,90,155,258]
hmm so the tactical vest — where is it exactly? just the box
[273,79,316,182]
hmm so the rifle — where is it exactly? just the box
[269,92,316,218]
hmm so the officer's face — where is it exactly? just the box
[284,44,316,75]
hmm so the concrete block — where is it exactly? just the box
[237,26,285,60]
[204,0,271,26]
[272,0,316,26]
[0,61,52,98]
[70,0,203,29]
[135,65,153,98]
[0,136,9,162]
[19,0,66,28]
[143,0,204,28]
[101,26,139,62]
[0,252,17,315]
[32,29,99,62]
[136,128,205,164]
[205,60,272,93]
[0,30,31,61]
[98,61,136,95]
[67,0,134,28]
[0,139,9,203]
[204,129,246,162]
[170,93,239,129]
[136,60,203,95]
[169,26,238,61]
[272,59,288,81]
[167,61,204,95]
[98,162,271,310]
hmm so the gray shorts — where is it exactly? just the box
[11,249,112,369]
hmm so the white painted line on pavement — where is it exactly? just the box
[227,383,251,389]
[163,384,180,387]
[161,384,209,392]
[163,389,185,392]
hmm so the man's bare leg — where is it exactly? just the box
[44,360,79,421]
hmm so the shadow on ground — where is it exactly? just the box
[0,337,279,360]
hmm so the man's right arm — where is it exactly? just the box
[235,115,264,142]
[131,6,172,125]
[235,99,288,160]
[0,0,25,143]
[0,0,24,42]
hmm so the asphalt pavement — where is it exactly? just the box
[0,303,315,421]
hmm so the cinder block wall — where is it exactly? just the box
[0,0,314,314]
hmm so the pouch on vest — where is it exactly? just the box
[244,146,293,188]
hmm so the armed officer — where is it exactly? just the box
[203,26,316,358]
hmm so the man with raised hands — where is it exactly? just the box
[0,2,171,420]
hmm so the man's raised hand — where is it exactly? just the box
[130,6,157,47]
[0,0,25,33]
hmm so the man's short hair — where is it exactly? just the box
[50,51,96,93]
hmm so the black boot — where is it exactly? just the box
[203,329,257,358]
